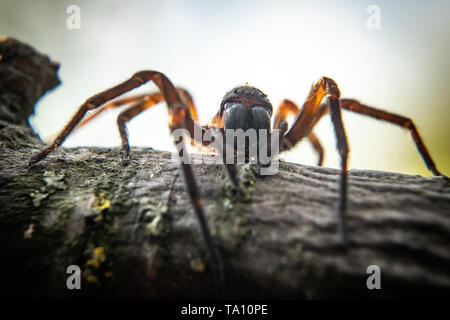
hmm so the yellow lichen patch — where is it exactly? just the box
[190,258,205,273]
[86,247,106,269]
[86,274,99,283]
[104,271,113,278]
[94,193,111,212]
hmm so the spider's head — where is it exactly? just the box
[220,86,273,132]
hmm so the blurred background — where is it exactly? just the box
[0,0,448,176]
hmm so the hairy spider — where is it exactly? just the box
[29,71,445,294]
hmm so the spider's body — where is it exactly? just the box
[217,86,276,162]
[29,70,445,296]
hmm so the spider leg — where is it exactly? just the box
[75,88,199,164]
[209,111,223,128]
[224,162,240,189]
[273,99,326,166]
[205,112,239,189]
[29,70,200,166]
[114,89,199,164]
[117,94,164,164]
[42,94,152,143]
[77,94,151,130]
[75,88,198,134]
[30,71,224,294]
[177,88,199,122]
[339,98,444,176]
[308,132,324,167]
[280,77,349,243]
[327,95,349,244]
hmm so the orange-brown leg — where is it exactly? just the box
[117,95,164,164]
[75,88,200,162]
[273,99,326,166]
[177,88,199,122]
[76,88,198,131]
[77,94,151,130]
[29,71,223,294]
[281,78,349,243]
[30,84,201,166]
[43,94,152,143]
[307,132,324,167]
[117,89,200,164]
[209,111,223,128]
[339,98,444,176]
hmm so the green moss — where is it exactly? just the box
[210,163,261,246]
[0,150,140,297]
[140,198,172,270]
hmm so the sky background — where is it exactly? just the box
[1,0,449,176]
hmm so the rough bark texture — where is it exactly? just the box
[1,37,449,299]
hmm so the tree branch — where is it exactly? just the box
[1,37,449,299]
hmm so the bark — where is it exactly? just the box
[0,37,449,299]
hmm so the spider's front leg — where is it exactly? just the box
[281,77,447,244]
[115,88,198,164]
[117,94,164,164]
[29,71,224,295]
[52,88,198,165]
[280,77,350,243]
[273,99,328,166]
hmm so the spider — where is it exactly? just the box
[29,71,444,294]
